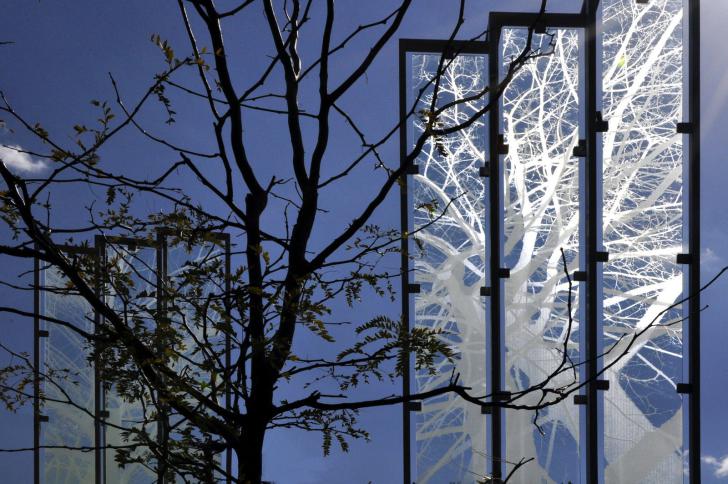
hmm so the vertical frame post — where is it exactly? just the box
[95,235,108,484]
[688,0,700,481]
[95,235,107,484]
[93,238,103,484]
[398,39,412,484]
[33,248,40,484]
[156,229,168,484]
[487,23,504,482]
[584,2,600,483]
[223,233,233,484]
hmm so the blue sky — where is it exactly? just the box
[1,1,727,483]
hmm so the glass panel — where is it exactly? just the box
[500,28,582,484]
[409,51,489,483]
[165,237,227,383]
[600,0,685,482]
[164,236,229,481]
[40,258,96,483]
[101,241,159,483]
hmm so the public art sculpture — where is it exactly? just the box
[404,0,695,482]
[38,236,229,483]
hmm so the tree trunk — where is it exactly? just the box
[237,423,266,484]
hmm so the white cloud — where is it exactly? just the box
[703,455,728,478]
[702,247,724,269]
[0,144,47,173]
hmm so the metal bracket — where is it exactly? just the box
[677,383,693,394]
[676,122,694,134]
[479,162,491,178]
[676,253,693,264]
[596,379,610,391]
[596,111,609,132]
[573,271,587,282]
[574,395,587,405]
[498,268,511,279]
[38,330,50,338]
[38,415,49,423]
[407,283,421,294]
[493,391,512,402]
[480,405,492,415]
[572,139,587,158]
[596,251,609,262]
[99,410,110,419]
[407,401,422,412]
[498,134,509,155]
[480,286,491,297]
[406,164,420,175]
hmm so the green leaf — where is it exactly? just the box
[106,186,116,205]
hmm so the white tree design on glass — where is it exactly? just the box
[410,52,489,484]
[601,0,686,482]
[501,28,582,484]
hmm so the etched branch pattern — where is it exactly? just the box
[411,53,489,484]
[501,28,581,484]
[102,244,160,483]
[411,1,687,479]
[40,267,96,483]
[41,241,227,483]
[601,0,685,482]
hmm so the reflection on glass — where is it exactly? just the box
[164,237,228,482]
[40,262,96,484]
[102,242,159,484]
[38,236,230,483]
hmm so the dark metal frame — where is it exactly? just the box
[95,233,161,484]
[585,0,701,482]
[93,240,104,484]
[35,232,232,484]
[688,0,701,480]
[399,37,489,484]
[157,230,169,484]
[583,2,600,482]
[33,248,39,484]
[223,233,233,481]
[487,10,587,481]
[157,228,233,482]
[33,244,99,484]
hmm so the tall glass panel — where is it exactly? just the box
[409,51,489,483]
[600,0,685,482]
[39,255,96,483]
[165,237,227,380]
[500,28,582,484]
[163,236,229,481]
[101,241,159,483]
